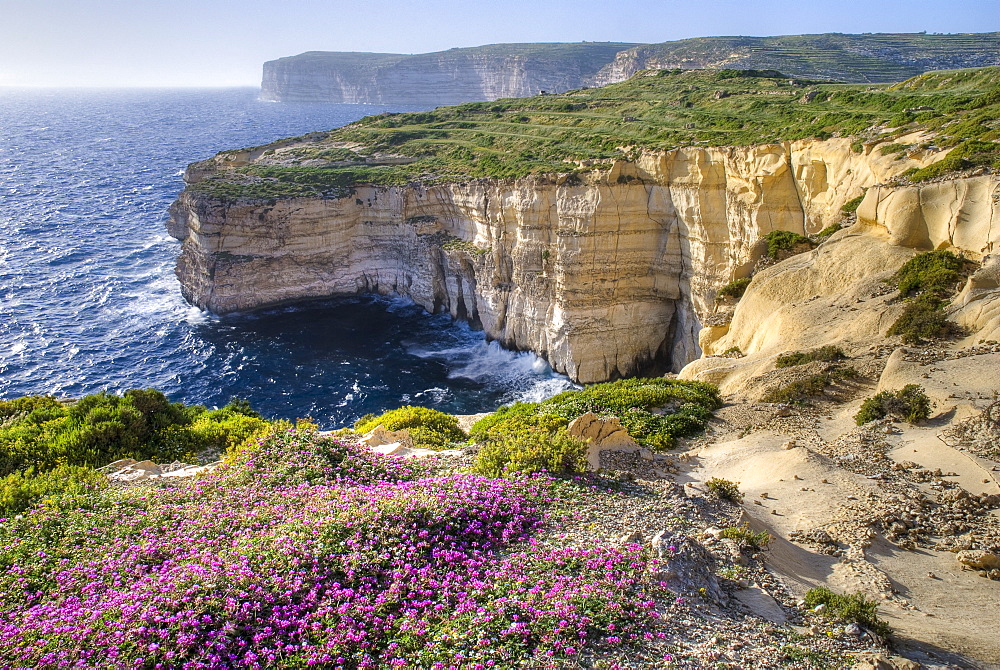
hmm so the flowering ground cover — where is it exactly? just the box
[0,429,665,669]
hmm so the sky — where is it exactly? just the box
[1,0,997,87]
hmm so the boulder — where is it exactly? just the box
[359,426,414,450]
[651,529,727,603]
[956,550,1000,571]
[156,463,221,479]
[567,412,640,470]
[733,586,787,624]
[107,460,162,482]
[852,654,921,670]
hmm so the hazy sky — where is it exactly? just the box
[1,0,997,87]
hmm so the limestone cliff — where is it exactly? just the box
[169,137,944,384]
[679,174,1000,396]
[260,34,999,105]
[260,43,639,105]
[593,33,1000,86]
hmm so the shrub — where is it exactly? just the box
[892,250,965,297]
[706,477,743,503]
[185,406,272,458]
[804,587,892,638]
[720,523,771,549]
[840,195,865,214]
[878,142,909,156]
[775,346,847,368]
[0,390,270,479]
[763,373,833,403]
[716,277,752,301]
[887,251,969,344]
[354,405,467,449]
[887,293,963,344]
[473,427,588,478]
[816,223,843,239]
[470,378,721,453]
[763,230,816,260]
[764,367,859,404]
[855,384,932,425]
[909,139,1000,182]
[0,464,107,518]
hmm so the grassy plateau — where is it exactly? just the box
[190,66,1000,202]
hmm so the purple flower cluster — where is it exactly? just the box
[0,431,663,669]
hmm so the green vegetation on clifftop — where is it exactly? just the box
[190,67,1000,201]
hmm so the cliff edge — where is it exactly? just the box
[171,67,1000,384]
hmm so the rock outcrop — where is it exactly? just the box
[260,43,639,105]
[169,137,955,384]
[679,174,1000,396]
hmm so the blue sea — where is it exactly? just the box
[0,88,571,427]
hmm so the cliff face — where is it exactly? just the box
[678,174,1000,396]
[260,35,1000,105]
[260,43,638,105]
[169,138,941,384]
[594,33,1000,86]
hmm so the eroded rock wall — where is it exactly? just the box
[169,138,942,383]
[679,175,1000,396]
[260,44,638,105]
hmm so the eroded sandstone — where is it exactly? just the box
[169,138,967,384]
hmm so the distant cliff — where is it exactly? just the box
[594,33,1000,85]
[260,43,639,105]
[261,34,999,105]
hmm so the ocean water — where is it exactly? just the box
[0,87,572,427]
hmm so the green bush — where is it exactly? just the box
[887,251,969,344]
[0,464,107,518]
[763,374,833,403]
[878,142,909,156]
[472,427,588,478]
[854,385,932,425]
[763,230,816,260]
[804,587,892,639]
[840,195,865,214]
[0,390,270,478]
[706,477,743,503]
[716,277,752,301]
[893,250,965,297]
[888,293,963,344]
[816,223,843,239]
[909,139,1000,182]
[354,405,466,450]
[775,346,847,368]
[472,378,721,454]
[764,367,858,404]
[720,523,771,549]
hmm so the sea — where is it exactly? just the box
[0,87,572,427]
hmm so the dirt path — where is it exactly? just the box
[674,400,1000,669]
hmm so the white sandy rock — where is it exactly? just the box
[568,412,641,470]
[359,426,415,450]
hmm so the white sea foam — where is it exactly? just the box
[408,329,574,403]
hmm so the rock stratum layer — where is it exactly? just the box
[169,136,977,384]
[593,32,1000,86]
[261,34,1000,104]
[680,173,1000,396]
[260,43,639,105]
